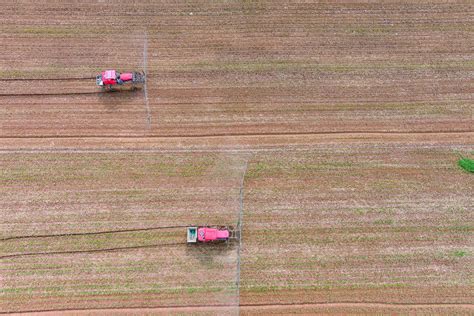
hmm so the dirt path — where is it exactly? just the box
[6,302,474,315]
[1,132,472,152]
[1,130,473,140]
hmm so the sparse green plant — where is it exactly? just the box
[458,157,474,173]
[246,162,270,178]
[453,250,467,258]
[354,208,367,215]
[373,219,394,225]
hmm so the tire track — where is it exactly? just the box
[0,242,187,260]
[0,77,95,81]
[1,301,471,315]
[0,225,190,242]
[0,92,102,97]
[0,130,472,139]
[0,130,474,139]
[0,89,145,97]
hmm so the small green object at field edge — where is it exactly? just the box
[458,157,474,173]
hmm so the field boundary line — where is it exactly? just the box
[1,130,472,139]
[1,144,472,155]
[2,302,472,314]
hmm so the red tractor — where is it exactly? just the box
[187,226,237,243]
[96,69,145,91]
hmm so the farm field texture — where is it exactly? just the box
[1,136,473,313]
[1,1,472,137]
[1,0,473,315]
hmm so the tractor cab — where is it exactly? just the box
[97,70,119,86]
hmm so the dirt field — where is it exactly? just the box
[1,1,472,137]
[1,135,472,313]
[1,0,473,314]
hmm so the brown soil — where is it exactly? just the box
[2,135,472,313]
[1,2,472,137]
[0,0,473,314]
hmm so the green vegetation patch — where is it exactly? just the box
[452,250,468,258]
[458,157,474,173]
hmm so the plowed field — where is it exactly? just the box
[1,1,473,314]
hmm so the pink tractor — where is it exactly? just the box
[96,69,145,91]
[187,226,235,243]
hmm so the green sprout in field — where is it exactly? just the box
[457,157,474,173]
